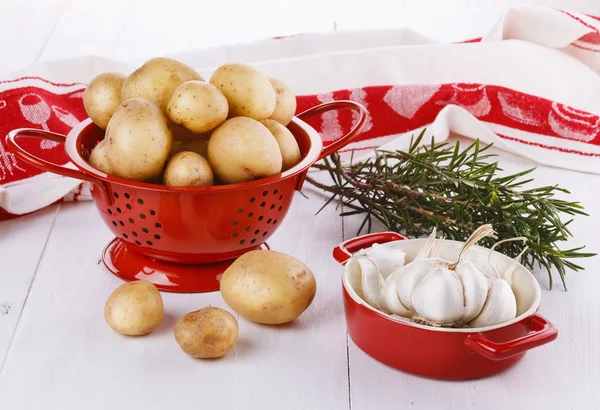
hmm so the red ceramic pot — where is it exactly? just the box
[333,232,558,380]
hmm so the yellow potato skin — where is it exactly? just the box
[121,57,203,112]
[167,81,228,133]
[88,139,113,174]
[83,72,126,129]
[260,119,301,171]
[267,76,297,126]
[208,117,282,184]
[163,151,214,187]
[174,307,239,359]
[220,250,317,325]
[106,98,172,181]
[209,63,276,120]
[104,280,164,336]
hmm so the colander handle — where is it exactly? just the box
[297,100,368,161]
[6,128,110,202]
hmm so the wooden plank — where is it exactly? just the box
[0,205,59,371]
[0,175,350,409]
[339,147,600,409]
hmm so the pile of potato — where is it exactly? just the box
[84,57,301,187]
[104,250,316,360]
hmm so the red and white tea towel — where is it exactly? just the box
[1,6,600,221]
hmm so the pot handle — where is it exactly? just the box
[6,128,111,203]
[465,313,558,361]
[297,100,368,161]
[332,231,407,265]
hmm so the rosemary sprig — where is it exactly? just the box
[307,130,594,290]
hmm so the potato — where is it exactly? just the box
[104,280,164,336]
[174,307,238,359]
[171,138,209,158]
[260,119,301,171]
[267,77,296,126]
[163,151,214,186]
[167,81,228,133]
[83,72,126,129]
[209,63,276,120]
[88,139,113,174]
[220,250,317,325]
[208,117,282,184]
[106,98,172,181]
[121,57,203,112]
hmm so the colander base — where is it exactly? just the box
[101,238,268,293]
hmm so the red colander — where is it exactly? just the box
[7,101,367,292]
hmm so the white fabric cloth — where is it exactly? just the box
[2,6,600,216]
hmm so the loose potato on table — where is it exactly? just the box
[83,72,126,129]
[121,57,203,112]
[174,307,238,359]
[88,139,113,174]
[106,98,172,181]
[267,76,297,126]
[260,119,301,171]
[104,280,164,336]
[208,117,282,184]
[163,151,214,187]
[220,250,317,325]
[209,63,276,120]
[167,81,228,133]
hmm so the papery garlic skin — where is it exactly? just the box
[408,260,466,324]
[470,278,517,328]
[379,270,412,317]
[361,243,406,279]
[354,257,385,309]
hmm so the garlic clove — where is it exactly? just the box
[469,278,517,328]
[396,258,437,312]
[356,257,385,309]
[410,265,464,325]
[454,260,489,323]
[363,243,406,279]
[379,270,412,317]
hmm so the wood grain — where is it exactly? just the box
[0,205,59,371]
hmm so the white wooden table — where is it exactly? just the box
[1,1,600,409]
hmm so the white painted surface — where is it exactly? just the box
[1,1,600,409]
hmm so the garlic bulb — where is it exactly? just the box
[469,237,527,327]
[379,270,412,317]
[348,240,406,309]
[396,224,497,326]
[359,242,406,279]
[469,279,516,328]
[353,256,385,308]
